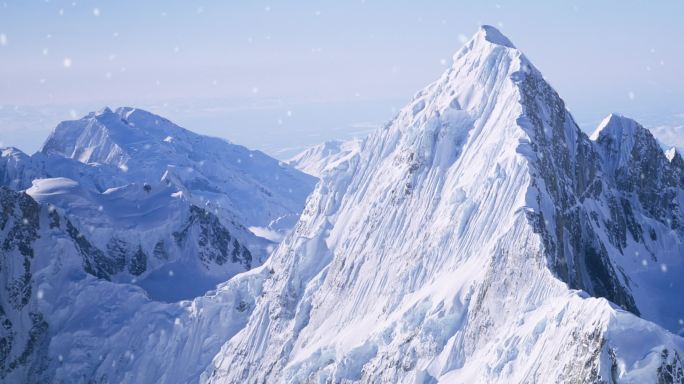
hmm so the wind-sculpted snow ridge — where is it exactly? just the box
[204,25,684,383]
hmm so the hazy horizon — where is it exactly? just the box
[1,1,683,158]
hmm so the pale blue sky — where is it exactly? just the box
[1,1,683,157]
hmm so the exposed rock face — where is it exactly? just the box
[0,188,48,381]
[518,68,640,315]
[593,115,684,231]
[173,206,252,270]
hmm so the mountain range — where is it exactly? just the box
[1,26,683,383]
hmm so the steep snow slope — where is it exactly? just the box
[203,25,684,383]
[288,139,362,177]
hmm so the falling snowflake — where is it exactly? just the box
[168,269,174,277]
[251,87,259,94]
[660,263,668,273]
[63,57,72,68]
[42,48,48,55]
[641,259,648,267]
[92,8,100,16]
[0,33,8,46]
[628,91,635,100]
[37,289,44,300]
[458,34,468,44]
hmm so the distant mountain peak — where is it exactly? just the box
[590,113,642,140]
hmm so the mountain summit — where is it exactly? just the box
[205,25,684,383]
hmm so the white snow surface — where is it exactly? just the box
[665,146,680,162]
[288,139,362,177]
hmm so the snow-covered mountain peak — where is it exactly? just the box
[590,112,640,141]
[203,26,684,383]
[398,26,524,133]
[42,106,204,163]
[590,112,671,178]
[475,24,516,48]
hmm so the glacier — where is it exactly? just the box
[0,25,683,383]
